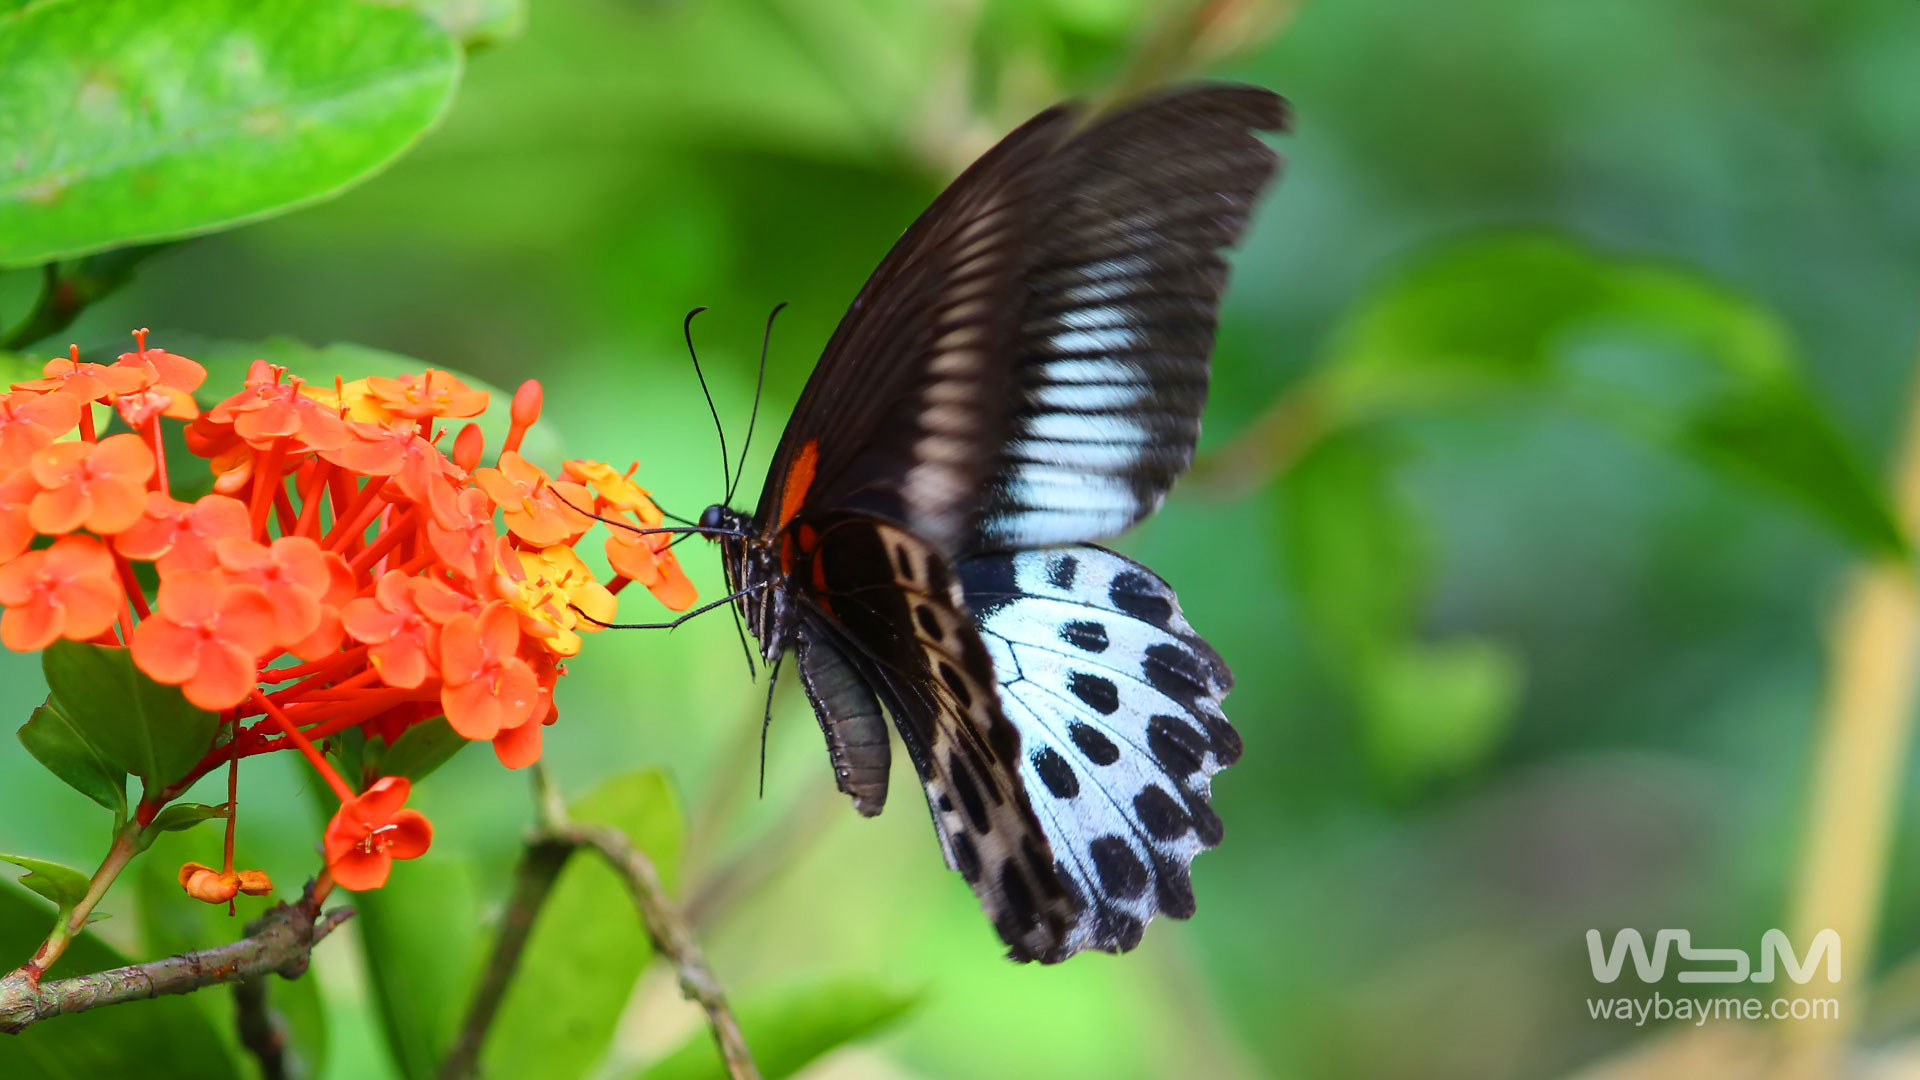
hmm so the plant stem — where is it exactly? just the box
[1772,343,1920,1078]
[436,764,759,1080]
[14,820,145,982]
[433,840,573,1080]
[0,889,349,1034]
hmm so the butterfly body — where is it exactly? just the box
[702,84,1286,962]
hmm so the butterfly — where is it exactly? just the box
[691,84,1287,963]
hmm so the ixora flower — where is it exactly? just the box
[0,331,693,908]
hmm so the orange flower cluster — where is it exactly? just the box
[0,332,694,893]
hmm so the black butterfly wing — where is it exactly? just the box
[971,86,1287,550]
[755,84,1287,555]
[797,512,1080,960]
[751,106,1074,548]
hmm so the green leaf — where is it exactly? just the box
[0,881,242,1079]
[1279,432,1426,666]
[147,802,228,834]
[170,333,562,467]
[42,641,219,791]
[372,716,468,783]
[0,0,463,266]
[352,856,481,1080]
[1314,232,1906,557]
[0,853,90,912]
[635,976,921,1080]
[17,698,128,821]
[1279,432,1518,789]
[1355,641,1522,794]
[484,769,687,1080]
[411,0,524,48]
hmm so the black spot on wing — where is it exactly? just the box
[1059,619,1109,652]
[947,752,991,833]
[1095,910,1145,953]
[1031,746,1080,799]
[1133,785,1191,841]
[1198,710,1243,766]
[1109,569,1173,629]
[1153,857,1197,919]
[1143,641,1210,708]
[1069,721,1120,765]
[915,606,944,641]
[938,662,974,709]
[1148,714,1208,775]
[956,552,1018,615]
[1047,553,1078,589]
[953,831,982,882]
[1089,836,1148,900]
[1068,672,1119,715]
[999,859,1041,932]
[1182,787,1225,847]
[1023,834,1067,898]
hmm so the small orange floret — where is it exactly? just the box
[0,535,124,651]
[15,349,151,402]
[207,364,351,451]
[0,390,82,471]
[472,452,591,547]
[323,776,432,891]
[117,330,207,395]
[438,602,538,741]
[129,570,277,710]
[0,470,38,564]
[115,492,251,573]
[26,433,155,536]
[343,572,472,689]
[365,370,489,420]
[213,535,351,651]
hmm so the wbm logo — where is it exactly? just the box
[1586,929,1841,984]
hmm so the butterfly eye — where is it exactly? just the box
[698,504,726,531]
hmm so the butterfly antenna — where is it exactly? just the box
[758,655,783,801]
[648,496,699,527]
[684,306,731,499]
[726,301,786,506]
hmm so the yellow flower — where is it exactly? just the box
[563,459,664,526]
[494,546,615,657]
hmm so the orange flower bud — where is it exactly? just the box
[178,862,239,904]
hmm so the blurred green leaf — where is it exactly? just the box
[17,698,128,822]
[352,856,481,1080]
[169,334,562,467]
[411,0,524,49]
[1281,431,1519,787]
[1,244,169,349]
[1357,640,1522,793]
[0,882,242,1079]
[42,642,219,792]
[483,769,687,1080]
[1315,232,1906,556]
[0,349,39,383]
[370,716,468,783]
[635,975,921,1080]
[0,0,462,266]
[1279,431,1425,665]
[0,852,90,912]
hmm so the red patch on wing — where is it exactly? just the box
[778,439,818,529]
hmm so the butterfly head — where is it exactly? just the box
[698,503,746,534]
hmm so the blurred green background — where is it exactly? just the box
[4,0,1920,1077]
